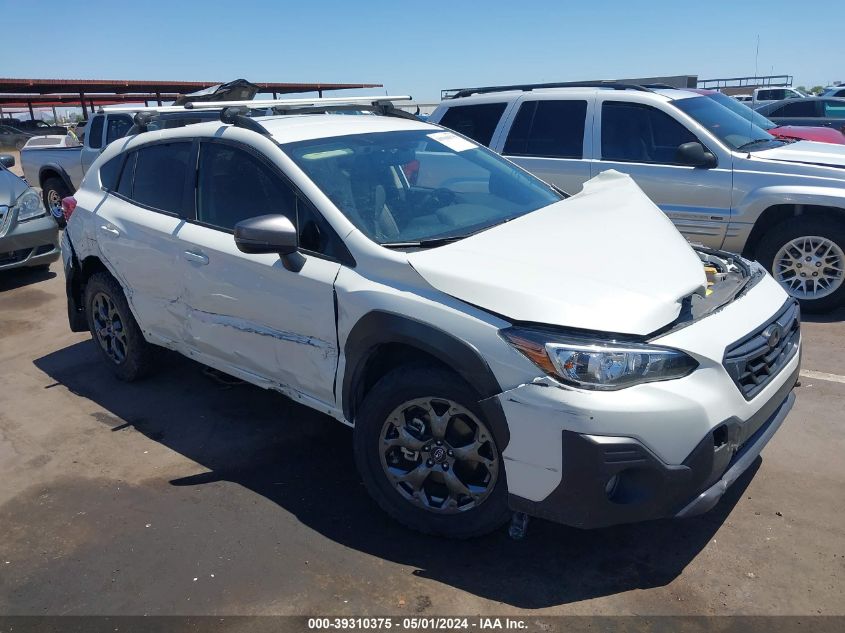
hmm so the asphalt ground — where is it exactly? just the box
[0,262,843,618]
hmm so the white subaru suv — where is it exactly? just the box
[61,100,800,538]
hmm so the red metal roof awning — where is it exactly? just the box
[0,78,382,96]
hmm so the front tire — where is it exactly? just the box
[756,217,845,313]
[84,272,155,381]
[353,366,509,538]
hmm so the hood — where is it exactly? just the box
[754,140,845,168]
[408,171,706,336]
[0,168,28,207]
[770,126,845,145]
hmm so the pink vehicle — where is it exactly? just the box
[690,89,845,145]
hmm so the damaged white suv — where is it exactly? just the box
[62,104,800,537]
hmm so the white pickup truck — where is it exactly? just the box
[21,112,134,217]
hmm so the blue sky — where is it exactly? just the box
[4,0,843,102]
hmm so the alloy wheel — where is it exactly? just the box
[92,292,128,364]
[773,235,844,300]
[379,397,499,514]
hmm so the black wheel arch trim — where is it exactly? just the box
[342,310,510,449]
[39,163,75,193]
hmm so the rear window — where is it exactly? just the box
[87,115,104,149]
[99,155,123,190]
[503,100,587,158]
[438,103,506,147]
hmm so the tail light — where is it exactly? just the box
[61,196,77,222]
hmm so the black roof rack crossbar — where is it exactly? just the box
[445,81,654,99]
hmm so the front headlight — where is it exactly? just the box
[501,327,698,390]
[14,188,46,222]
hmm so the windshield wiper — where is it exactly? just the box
[382,235,469,249]
[736,138,776,151]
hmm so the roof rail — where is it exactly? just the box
[100,95,412,114]
[442,82,653,100]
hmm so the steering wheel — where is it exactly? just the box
[421,187,458,210]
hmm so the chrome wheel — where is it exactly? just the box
[774,235,844,300]
[379,397,499,514]
[91,292,128,364]
[46,189,62,216]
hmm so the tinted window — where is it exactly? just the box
[116,151,136,197]
[99,155,123,190]
[601,102,698,163]
[87,115,104,149]
[771,100,816,117]
[503,100,587,158]
[106,115,132,144]
[131,142,191,213]
[197,143,296,231]
[438,103,507,147]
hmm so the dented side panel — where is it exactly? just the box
[175,221,342,407]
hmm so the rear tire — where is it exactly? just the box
[42,177,70,229]
[756,217,845,313]
[84,272,156,381]
[353,366,510,538]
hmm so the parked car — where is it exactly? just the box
[690,89,845,144]
[430,82,845,311]
[0,124,35,150]
[751,87,807,107]
[754,97,845,134]
[0,117,67,136]
[61,104,799,537]
[0,154,60,271]
[820,86,845,98]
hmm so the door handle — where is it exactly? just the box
[183,250,209,265]
[100,225,120,237]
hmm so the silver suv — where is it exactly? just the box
[431,82,845,312]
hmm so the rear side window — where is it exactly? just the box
[771,100,816,117]
[106,116,132,144]
[601,102,698,164]
[87,115,104,149]
[99,155,123,190]
[197,143,296,231]
[116,152,136,198]
[823,100,845,117]
[438,103,506,147]
[503,100,587,158]
[130,142,192,214]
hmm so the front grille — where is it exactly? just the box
[723,300,800,400]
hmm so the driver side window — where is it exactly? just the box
[601,101,698,165]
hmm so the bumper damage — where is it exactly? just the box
[505,365,798,529]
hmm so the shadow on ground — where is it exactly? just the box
[0,266,55,292]
[33,340,753,609]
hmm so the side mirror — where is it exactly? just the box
[234,214,298,256]
[676,142,717,168]
[0,154,15,168]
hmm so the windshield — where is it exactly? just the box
[282,129,562,246]
[706,92,775,131]
[674,95,783,151]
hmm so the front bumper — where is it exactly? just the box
[507,365,797,529]
[0,213,60,271]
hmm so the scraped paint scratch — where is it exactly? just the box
[188,308,332,350]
